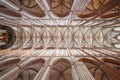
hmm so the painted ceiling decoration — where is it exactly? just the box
[47,0,73,17]
[49,58,72,80]
[0,5,21,17]
[0,25,16,50]
[0,0,119,27]
[9,0,45,17]
[78,0,120,18]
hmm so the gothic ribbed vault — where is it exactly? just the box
[0,0,120,80]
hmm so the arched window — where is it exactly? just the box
[114,44,120,49]
[113,27,120,32]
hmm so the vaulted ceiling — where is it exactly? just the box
[0,0,119,26]
[0,0,120,49]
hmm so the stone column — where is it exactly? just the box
[34,57,53,80]
[79,49,120,80]
[69,50,81,80]
[72,65,79,80]
[0,58,42,80]
[0,58,20,68]
[74,61,95,80]
[70,53,95,80]
[34,50,56,80]
[41,66,51,80]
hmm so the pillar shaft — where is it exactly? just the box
[74,62,95,80]
[0,58,42,80]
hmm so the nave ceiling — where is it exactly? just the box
[0,1,120,80]
[0,0,120,50]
